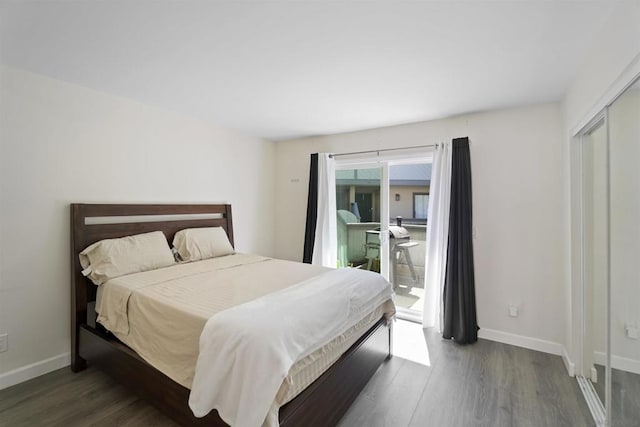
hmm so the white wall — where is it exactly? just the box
[0,66,276,383]
[389,185,431,220]
[563,0,640,373]
[563,2,640,132]
[275,103,567,348]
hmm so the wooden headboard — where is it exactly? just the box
[69,203,233,371]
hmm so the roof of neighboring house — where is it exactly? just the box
[336,163,431,186]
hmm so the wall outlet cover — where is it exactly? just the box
[508,306,519,317]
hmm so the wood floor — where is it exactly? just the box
[0,321,594,427]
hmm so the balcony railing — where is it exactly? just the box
[337,222,426,311]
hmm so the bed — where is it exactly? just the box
[70,203,394,426]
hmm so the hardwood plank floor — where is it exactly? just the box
[342,321,594,427]
[0,321,594,427]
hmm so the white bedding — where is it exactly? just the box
[95,253,275,337]
[188,267,394,427]
[95,254,395,426]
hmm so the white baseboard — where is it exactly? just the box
[478,328,575,376]
[0,353,70,390]
[593,351,604,366]
[593,351,640,375]
[562,346,576,377]
[478,328,564,355]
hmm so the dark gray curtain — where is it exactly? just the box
[303,153,319,264]
[442,137,478,344]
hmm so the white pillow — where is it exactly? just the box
[172,227,235,262]
[79,231,175,285]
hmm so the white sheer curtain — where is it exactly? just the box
[422,142,452,329]
[312,153,337,268]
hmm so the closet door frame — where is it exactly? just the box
[575,111,608,427]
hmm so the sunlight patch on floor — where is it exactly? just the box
[392,319,431,367]
[393,285,424,311]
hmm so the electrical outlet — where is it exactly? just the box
[626,324,639,340]
[0,333,7,353]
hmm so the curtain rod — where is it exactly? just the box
[329,143,438,159]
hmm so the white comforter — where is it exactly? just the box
[188,267,394,427]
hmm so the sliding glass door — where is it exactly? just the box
[334,158,432,320]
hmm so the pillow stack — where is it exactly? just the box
[79,227,235,285]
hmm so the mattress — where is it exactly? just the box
[95,253,395,411]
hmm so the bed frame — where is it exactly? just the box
[70,203,392,426]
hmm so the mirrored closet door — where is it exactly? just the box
[579,76,640,426]
[607,78,640,426]
[580,117,608,424]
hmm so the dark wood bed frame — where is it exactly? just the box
[70,203,392,426]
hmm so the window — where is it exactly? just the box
[413,193,429,219]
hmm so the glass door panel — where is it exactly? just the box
[388,163,431,316]
[335,167,383,270]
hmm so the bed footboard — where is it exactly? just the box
[279,317,392,426]
[78,318,391,427]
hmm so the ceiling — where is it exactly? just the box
[0,1,612,140]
